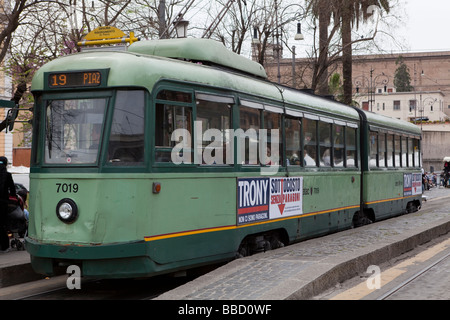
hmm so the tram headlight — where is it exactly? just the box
[56,198,78,223]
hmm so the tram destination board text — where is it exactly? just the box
[46,69,109,89]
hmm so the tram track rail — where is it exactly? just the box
[377,250,450,300]
[5,273,195,300]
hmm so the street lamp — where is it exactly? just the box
[274,0,305,85]
[294,23,304,41]
[252,27,260,45]
[174,19,189,38]
[354,70,389,112]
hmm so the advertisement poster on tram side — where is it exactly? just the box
[404,173,422,196]
[237,178,270,225]
[269,177,303,219]
[237,177,303,225]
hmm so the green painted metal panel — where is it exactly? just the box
[128,39,267,79]
[28,173,237,246]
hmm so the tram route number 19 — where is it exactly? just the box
[56,183,79,193]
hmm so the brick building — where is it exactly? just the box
[264,50,450,108]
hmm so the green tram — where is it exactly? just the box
[24,39,422,278]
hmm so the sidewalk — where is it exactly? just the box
[157,187,450,300]
[0,249,42,288]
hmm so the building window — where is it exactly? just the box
[409,100,416,112]
[393,100,401,111]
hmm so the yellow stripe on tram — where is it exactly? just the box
[144,204,361,242]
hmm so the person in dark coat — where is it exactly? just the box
[0,156,16,252]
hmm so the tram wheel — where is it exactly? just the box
[352,211,374,228]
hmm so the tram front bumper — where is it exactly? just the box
[25,237,158,278]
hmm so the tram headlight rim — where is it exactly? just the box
[56,198,78,224]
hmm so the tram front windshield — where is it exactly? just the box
[45,98,107,164]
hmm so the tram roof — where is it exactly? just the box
[128,38,268,79]
[31,40,358,120]
[363,109,422,136]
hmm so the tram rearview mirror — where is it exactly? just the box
[6,109,18,131]
[0,100,18,132]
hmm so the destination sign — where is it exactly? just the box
[48,71,102,88]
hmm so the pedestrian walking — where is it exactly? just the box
[0,156,17,252]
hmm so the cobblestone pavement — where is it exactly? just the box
[157,187,450,300]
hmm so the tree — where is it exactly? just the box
[304,0,392,97]
[0,0,44,132]
[306,0,334,95]
[393,56,413,92]
[337,0,391,105]
[210,0,303,68]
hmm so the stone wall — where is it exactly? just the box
[422,125,450,173]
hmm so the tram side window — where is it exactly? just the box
[303,118,317,166]
[369,131,378,168]
[263,110,282,166]
[333,124,345,167]
[107,90,145,165]
[154,90,193,163]
[401,136,407,167]
[155,94,193,164]
[394,135,401,167]
[408,137,414,167]
[196,96,232,165]
[413,138,420,167]
[285,116,301,166]
[386,134,394,168]
[379,133,386,167]
[319,121,331,167]
[346,127,357,168]
[239,106,261,165]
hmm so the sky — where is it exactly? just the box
[288,0,450,58]
[169,0,450,57]
[397,0,450,52]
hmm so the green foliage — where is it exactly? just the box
[328,73,359,107]
[329,73,343,99]
[394,56,413,92]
